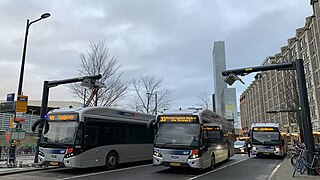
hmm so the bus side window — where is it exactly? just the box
[75,128,82,145]
[85,126,99,148]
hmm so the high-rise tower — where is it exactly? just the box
[212,41,237,119]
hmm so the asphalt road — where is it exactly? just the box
[0,154,283,180]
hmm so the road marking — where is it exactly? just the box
[267,162,281,180]
[57,164,152,180]
[188,158,249,180]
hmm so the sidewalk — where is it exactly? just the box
[0,154,57,176]
[269,156,319,180]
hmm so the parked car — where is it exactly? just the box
[234,140,247,154]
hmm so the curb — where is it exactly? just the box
[0,166,60,176]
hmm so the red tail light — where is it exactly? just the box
[191,149,199,155]
[67,148,74,154]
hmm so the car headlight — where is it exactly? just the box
[252,147,257,151]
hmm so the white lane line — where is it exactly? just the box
[57,164,153,180]
[188,158,249,180]
[267,162,281,180]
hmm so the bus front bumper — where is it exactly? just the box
[252,147,282,156]
[153,155,202,169]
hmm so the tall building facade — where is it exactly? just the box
[240,1,320,136]
[212,41,237,119]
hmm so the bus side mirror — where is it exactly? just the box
[147,119,156,130]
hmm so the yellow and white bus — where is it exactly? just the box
[250,123,288,157]
[150,108,235,169]
[38,106,155,169]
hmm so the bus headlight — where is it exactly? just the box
[153,152,162,157]
[39,151,44,157]
[65,148,74,158]
[189,154,199,159]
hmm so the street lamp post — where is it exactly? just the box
[155,92,158,115]
[17,13,51,95]
[9,13,50,167]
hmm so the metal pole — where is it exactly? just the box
[34,81,49,163]
[155,92,158,115]
[295,59,315,175]
[17,19,30,95]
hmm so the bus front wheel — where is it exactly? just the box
[106,152,118,170]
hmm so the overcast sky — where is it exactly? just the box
[0,0,313,110]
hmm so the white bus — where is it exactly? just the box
[250,123,288,157]
[150,108,235,169]
[38,106,155,169]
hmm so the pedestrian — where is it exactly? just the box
[245,140,252,158]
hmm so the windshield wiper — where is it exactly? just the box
[155,143,168,148]
[59,137,72,143]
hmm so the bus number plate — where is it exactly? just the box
[50,161,59,166]
[170,162,181,167]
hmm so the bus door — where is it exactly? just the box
[202,126,223,163]
[82,125,100,166]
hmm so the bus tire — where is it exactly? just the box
[210,155,215,170]
[106,151,118,170]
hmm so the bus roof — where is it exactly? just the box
[47,106,156,122]
[251,123,279,128]
[158,108,232,127]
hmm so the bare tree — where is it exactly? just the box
[131,75,174,114]
[196,91,212,110]
[68,39,129,106]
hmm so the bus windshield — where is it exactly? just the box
[252,131,280,145]
[154,123,200,148]
[42,121,78,144]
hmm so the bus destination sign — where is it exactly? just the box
[159,116,198,123]
[48,114,78,121]
[202,126,220,131]
[253,127,277,132]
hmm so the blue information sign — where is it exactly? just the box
[6,93,15,102]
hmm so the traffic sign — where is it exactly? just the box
[0,101,15,113]
[7,93,15,101]
[10,128,26,140]
[16,95,28,112]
